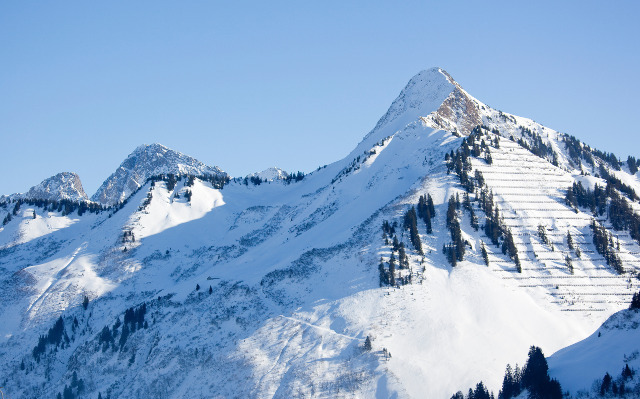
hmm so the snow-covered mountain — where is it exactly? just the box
[91,143,226,206]
[26,172,89,202]
[1,172,89,203]
[247,167,290,181]
[358,67,479,153]
[1,67,640,398]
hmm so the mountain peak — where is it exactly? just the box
[248,167,289,181]
[91,143,226,206]
[134,143,170,153]
[385,67,485,136]
[356,67,483,152]
[410,67,455,85]
[372,67,456,133]
[24,172,89,202]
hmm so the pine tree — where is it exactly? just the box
[404,207,423,255]
[378,258,387,286]
[600,372,612,396]
[99,326,113,346]
[451,220,465,262]
[417,194,434,234]
[630,291,640,309]
[398,244,408,269]
[473,382,491,399]
[628,156,639,174]
[485,151,493,164]
[514,254,522,274]
[63,385,73,399]
[481,242,489,266]
[566,231,574,250]
[565,255,573,275]
[520,346,562,399]
[463,192,471,211]
[417,195,427,221]
[119,324,129,350]
[537,225,549,246]
[522,346,548,388]
[469,208,479,231]
[591,220,624,273]
[389,254,396,286]
[364,336,372,351]
[499,364,520,399]
[82,295,89,310]
[622,363,634,379]
[427,194,435,218]
[446,196,457,228]
[504,229,518,264]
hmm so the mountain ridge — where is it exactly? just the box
[0,68,639,398]
[0,172,89,203]
[2,68,487,206]
[91,143,227,207]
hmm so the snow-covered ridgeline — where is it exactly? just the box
[0,68,639,398]
[91,143,227,207]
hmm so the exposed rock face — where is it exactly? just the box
[370,67,456,135]
[424,85,482,136]
[24,172,88,202]
[91,143,226,206]
[358,67,483,155]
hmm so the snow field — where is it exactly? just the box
[469,136,639,315]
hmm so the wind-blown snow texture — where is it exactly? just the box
[1,67,639,398]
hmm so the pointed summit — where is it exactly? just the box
[421,70,483,136]
[92,143,226,206]
[24,172,89,202]
[372,67,457,133]
[360,68,483,149]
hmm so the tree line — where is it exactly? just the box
[451,346,562,399]
[445,127,521,271]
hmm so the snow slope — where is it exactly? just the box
[91,143,226,207]
[548,308,640,396]
[0,68,639,398]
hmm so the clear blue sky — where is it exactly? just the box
[1,1,639,196]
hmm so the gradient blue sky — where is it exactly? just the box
[2,1,639,196]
